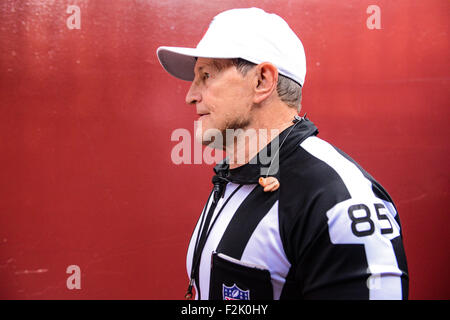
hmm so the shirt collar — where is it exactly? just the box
[213,117,319,184]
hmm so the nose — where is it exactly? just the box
[185,82,201,105]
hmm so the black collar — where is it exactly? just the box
[213,117,318,185]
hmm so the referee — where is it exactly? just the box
[157,8,408,300]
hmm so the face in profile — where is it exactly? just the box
[185,58,255,148]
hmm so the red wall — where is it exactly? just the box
[0,0,448,299]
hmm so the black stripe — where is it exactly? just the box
[216,185,279,259]
[391,236,409,300]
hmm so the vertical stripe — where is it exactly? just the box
[241,201,291,299]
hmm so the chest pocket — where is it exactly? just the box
[209,252,273,300]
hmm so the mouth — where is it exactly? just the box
[197,113,210,119]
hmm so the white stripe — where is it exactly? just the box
[241,201,291,300]
[301,136,403,300]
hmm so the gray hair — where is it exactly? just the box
[230,58,302,113]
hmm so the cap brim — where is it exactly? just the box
[156,46,199,81]
[156,46,240,81]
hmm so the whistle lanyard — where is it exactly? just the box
[186,184,243,300]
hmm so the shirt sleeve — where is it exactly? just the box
[283,190,409,300]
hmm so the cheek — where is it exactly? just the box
[205,77,253,125]
[208,90,247,115]
[227,83,253,113]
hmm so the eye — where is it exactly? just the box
[202,73,210,80]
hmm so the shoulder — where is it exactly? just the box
[277,136,392,259]
[279,136,358,217]
[280,135,388,205]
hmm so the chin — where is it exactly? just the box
[197,125,224,149]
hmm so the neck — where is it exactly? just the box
[226,111,298,169]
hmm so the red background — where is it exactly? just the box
[0,0,449,299]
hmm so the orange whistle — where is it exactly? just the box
[258,177,280,192]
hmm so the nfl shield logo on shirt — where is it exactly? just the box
[222,283,250,300]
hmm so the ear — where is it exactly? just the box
[253,62,278,104]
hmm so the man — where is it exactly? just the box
[157,8,408,300]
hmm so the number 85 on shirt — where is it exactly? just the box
[327,199,403,298]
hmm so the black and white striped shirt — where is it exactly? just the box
[186,118,408,300]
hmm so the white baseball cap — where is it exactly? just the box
[156,7,306,86]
